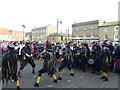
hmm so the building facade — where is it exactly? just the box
[31,25,57,42]
[47,33,72,43]
[25,32,32,41]
[72,20,104,43]
[9,30,25,41]
[99,21,120,43]
[0,28,11,41]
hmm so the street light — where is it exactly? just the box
[57,19,62,41]
[65,28,69,42]
[22,24,25,41]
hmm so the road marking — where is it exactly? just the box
[66,80,71,82]
[48,85,53,87]
[80,76,85,78]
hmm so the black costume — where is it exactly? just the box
[57,45,74,80]
[34,49,57,87]
[100,45,111,81]
[18,42,36,77]
[91,44,101,75]
[2,45,20,90]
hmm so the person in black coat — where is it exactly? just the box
[91,44,101,75]
[100,44,111,81]
[57,44,74,80]
[2,44,20,90]
[34,48,57,87]
[18,42,36,77]
[113,45,120,74]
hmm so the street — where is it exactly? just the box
[1,60,119,89]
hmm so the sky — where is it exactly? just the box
[0,0,119,33]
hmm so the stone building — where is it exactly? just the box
[72,20,104,43]
[99,21,120,44]
[31,25,57,42]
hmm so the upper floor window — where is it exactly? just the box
[77,26,80,31]
[104,27,108,32]
[91,25,94,30]
[84,26,86,30]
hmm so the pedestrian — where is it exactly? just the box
[34,48,57,87]
[57,44,74,80]
[113,44,120,74]
[2,44,20,90]
[100,41,111,81]
[18,42,36,77]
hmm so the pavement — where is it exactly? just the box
[1,60,119,89]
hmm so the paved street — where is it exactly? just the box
[1,60,119,89]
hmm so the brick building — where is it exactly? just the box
[72,20,104,43]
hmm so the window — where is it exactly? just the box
[104,34,108,40]
[114,25,119,31]
[83,32,86,37]
[91,32,94,37]
[91,25,94,30]
[77,26,80,31]
[114,34,119,40]
[43,30,45,32]
[84,26,86,30]
[104,27,108,32]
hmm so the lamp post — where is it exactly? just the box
[22,24,25,41]
[57,19,62,41]
[65,28,69,42]
[68,28,69,41]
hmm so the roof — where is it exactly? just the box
[0,28,11,35]
[72,20,100,27]
[32,26,48,31]
[99,21,120,27]
[9,30,24,33]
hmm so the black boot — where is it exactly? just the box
[70,73,74,76]
[34,83,39,87]
[57,76,62,80]
[103,77,108,81]
[54,79,58,83]
[17,86,20,90]
[18,72,22,77]
[32,70,36,74]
